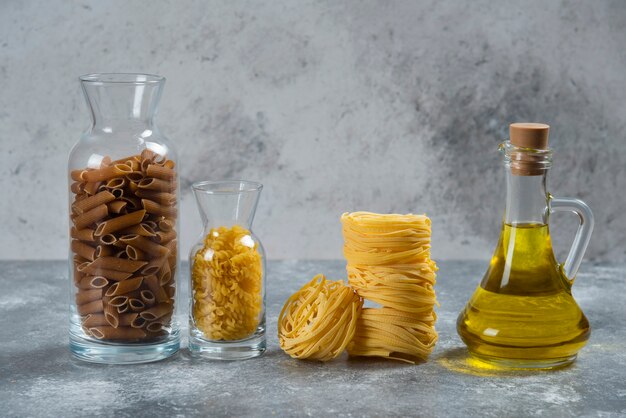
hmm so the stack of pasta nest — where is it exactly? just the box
[278,211,438,363]
[342,212,438,363]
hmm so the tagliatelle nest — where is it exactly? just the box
[278,274,362,361]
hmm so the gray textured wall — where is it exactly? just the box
[1,1,625,261]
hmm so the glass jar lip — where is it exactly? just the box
[192,180,263,194]
[79,73,165,85]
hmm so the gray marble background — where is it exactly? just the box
[1,0,625,261]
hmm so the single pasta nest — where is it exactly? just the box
[278,274,363,361]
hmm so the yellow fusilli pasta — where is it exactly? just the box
[192,225,263,341]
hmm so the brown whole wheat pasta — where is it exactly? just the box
[82,164,133,182]
[135,190,176,206]
[104,303,120,328]
[120,223,156,237]
[84,257,147,273]
[71,227,96,242]
[146,164,176,180]
[77,299,104,315]
[120,235,169,257]
[71,240,96,262]
[73,204,108,229]
[70,152,177,343]
[77,275,108,290]
[137,177,176,193]
[72,190,116,215]
[107,200,128,214]
[89,326,147,340]
[95,210,146,236]
[75,289,102,305]
[105,277,144,296]
[140,302,172,320]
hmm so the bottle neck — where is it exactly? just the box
[80,75,163,131]
[504,169,549,225]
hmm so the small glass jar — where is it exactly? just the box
[68,73,180,363]
[188,180,266,359]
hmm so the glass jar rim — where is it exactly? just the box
[192,180,263,194]
[79,73,165,85]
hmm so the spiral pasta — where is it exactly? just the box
[342,211,438,363]
[278,274,362,361]
[192,225,262,341]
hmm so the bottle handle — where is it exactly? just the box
[549,196,594,281]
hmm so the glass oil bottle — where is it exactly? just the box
[457,123,594,369]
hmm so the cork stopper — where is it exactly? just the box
[510,123,550,149]
[508,123,551,176]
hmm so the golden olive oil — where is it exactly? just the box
[457,223,590,368]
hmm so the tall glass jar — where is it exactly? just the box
[68,73,180,363]
[188,180,266,359]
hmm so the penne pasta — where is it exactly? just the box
[158,261,171,285]
[158,219,174,232]
[119,223,156,237]
[120,196,141,210]
[72,190,116,215]
[137,177,176,193]
[146,322,163,333]
[126,171,144,182]
[129,298,146,312]
[108,295,129,307]
[120,235,169,257]
[71,227,96,242]
[95,245,115,258]
[94,209,146,236]
[75,289,102,305]
[140,290,156,307]
[134,190,176,206]
[76,275,109,290]
[80,265,134,281]
[97,234,117,245]
[146,164,176,180]
[73,204,109,229]
[104,303,119,328]
[83,163,133,182]
[126,245,147,261]
[145,275,169,303]
[84,257,147,273]
[105,277,144,297]
[70,151,178,343]
[70,169,88,181]
[82,313,108,328]
[140,302,172,320]
[105,177,126,189]
[71,181,86,194]
[71,240,96,262]
[83,181,103,196]
[154,229,176,244]
[89,326,147,340]
[130,316,147,329]
[140,256,167,275]
[77,299,103,315]
[107,200,128,214]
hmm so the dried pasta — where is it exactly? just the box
[277,211,438,363]
[278,274,362,361]
[341,211,438,363]
[69,151,177,342]
[191,225,263,341]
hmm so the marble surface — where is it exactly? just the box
[1,260,624,417]
[1,1,625,261]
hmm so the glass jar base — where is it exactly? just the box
[189,331,266,360]
[69,329,180,364]
[468,351,577,370]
